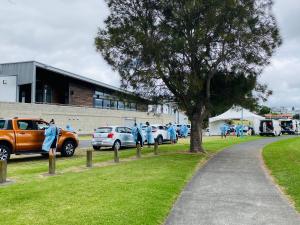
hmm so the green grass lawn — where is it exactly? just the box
[263,137,300,212]
[78,135,93,141]
[1,136,261,225]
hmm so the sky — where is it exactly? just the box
[0,0,299,108]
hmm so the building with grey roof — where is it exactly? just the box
[0,61,148,111]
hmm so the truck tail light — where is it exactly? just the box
[107,133,114,138]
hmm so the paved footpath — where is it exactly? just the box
[165,137,300,225]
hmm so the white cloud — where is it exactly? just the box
[0,0,120,86]
[258,0,300,107]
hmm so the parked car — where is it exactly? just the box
[279,119,299,135]
[142,124,178,145]
[91,126,136,150]
[0,118,79,160]
[259,119,281,136]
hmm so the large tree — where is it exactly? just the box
[95,0,281,152]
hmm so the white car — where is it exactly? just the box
[92,126,136,150]
[142,124,178,145]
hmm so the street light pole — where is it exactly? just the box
[241,107,244,138]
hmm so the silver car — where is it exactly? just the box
[91,126,136,150]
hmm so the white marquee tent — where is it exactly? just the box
[209,106,265,135]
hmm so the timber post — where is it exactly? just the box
[154,140,158,155]
[48,154,56,175]
[136,143,141,158]
[114,147,119,163]
[86,149,93,167]
[0,160,7,183]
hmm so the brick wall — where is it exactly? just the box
[0,102,176,134]
[69,82,94,107]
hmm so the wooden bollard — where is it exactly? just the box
[86,150,93,167]
[0,160,7,183]
[154,141,158,155]
[136,143,141,158]
[48,154,56,175]
[114,147,119,163]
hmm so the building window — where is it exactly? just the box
[130,103,137,111]
[110,100,117,109]
[95,91,104,97]
[118,101,125,110]
[103,99,110,109]
[125,102,130,110]
[95,98,103,108]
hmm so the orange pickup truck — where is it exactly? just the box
[0,118,79,160]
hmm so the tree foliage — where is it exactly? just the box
[95,0,281,152]
[257,105,271,116]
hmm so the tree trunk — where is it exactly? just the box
[189,112,205,153]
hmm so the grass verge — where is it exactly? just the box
[1,136,261,225]
[263,137,300,212]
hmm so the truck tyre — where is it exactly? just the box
[0,144,11,161]
[61,140,76,157]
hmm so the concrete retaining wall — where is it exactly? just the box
[0,102,176,134]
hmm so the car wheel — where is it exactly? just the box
[93,146,101,150]
[113,140,121,151]
[61,140,76,157]
[0,144,10,161]
[157,136,163,145]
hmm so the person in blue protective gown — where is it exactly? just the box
[220,123,229,138]
[180,124,189,138]
[235,124,243,137]
[131,123,144,147]
[145,121,154,147]
[66,124,75,132]
[168,123,177,144]
[42,119,59,156]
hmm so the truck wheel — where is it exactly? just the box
[61,140,76,157]
[93,146,101,150]
[157,136,163,145]
[0,144,11,161]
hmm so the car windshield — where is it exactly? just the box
[95,127,113,133]
[0,120,5,129]
[281,121,292,127]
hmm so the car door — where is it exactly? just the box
[35,120,49,150]
[15,120,41,151]
[116,127,127,146]
[125,127,135,146]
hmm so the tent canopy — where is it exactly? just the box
[209,106,264,122]
[208,106,265,135]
